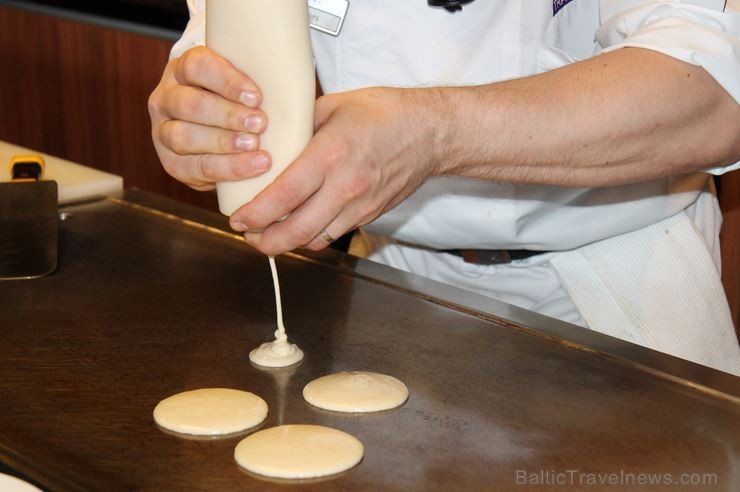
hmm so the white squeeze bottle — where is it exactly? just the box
[206,0,316,216]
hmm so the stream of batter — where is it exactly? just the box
[248,257,304,367]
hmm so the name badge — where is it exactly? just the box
[308,0,349,36]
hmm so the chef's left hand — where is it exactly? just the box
[229,87,443,256]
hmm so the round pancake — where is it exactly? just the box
[303,371,408,413]
[153,388,268,436]
[234,425,364,479]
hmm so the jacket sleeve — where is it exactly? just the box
[170,0,206,59]
[597,1,740,175]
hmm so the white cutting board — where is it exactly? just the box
[0,141,123,204]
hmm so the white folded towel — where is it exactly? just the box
[551,211,740,376]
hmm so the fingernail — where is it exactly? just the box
[253,153,270,170]
[244,232,261,245]
[231,221,248,232]
[240,90,259,108]
[235,134,257,151]
[245,114,264,133]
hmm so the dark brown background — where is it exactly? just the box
[0,3,217,209]
[0,4,738,330]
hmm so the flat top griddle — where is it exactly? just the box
[1,190,738,491]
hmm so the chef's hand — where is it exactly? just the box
[229,87,443,256]
[148,46,271,191]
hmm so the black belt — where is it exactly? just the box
[443,249,546,265]
[391,240,547,265]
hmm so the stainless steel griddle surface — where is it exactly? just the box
[1,191,739,491]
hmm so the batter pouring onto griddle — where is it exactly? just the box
[249,257,304,368]
[149,1,740,375]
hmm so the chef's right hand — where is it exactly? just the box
[148,46,271,191]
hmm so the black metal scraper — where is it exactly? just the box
[0,155,58,280]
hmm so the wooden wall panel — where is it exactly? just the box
[0,5,218,210]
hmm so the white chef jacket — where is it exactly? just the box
[173,0,740,375]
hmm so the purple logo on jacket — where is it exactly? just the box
[553,0,575,15]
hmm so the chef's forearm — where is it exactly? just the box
[430,47,740,187]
